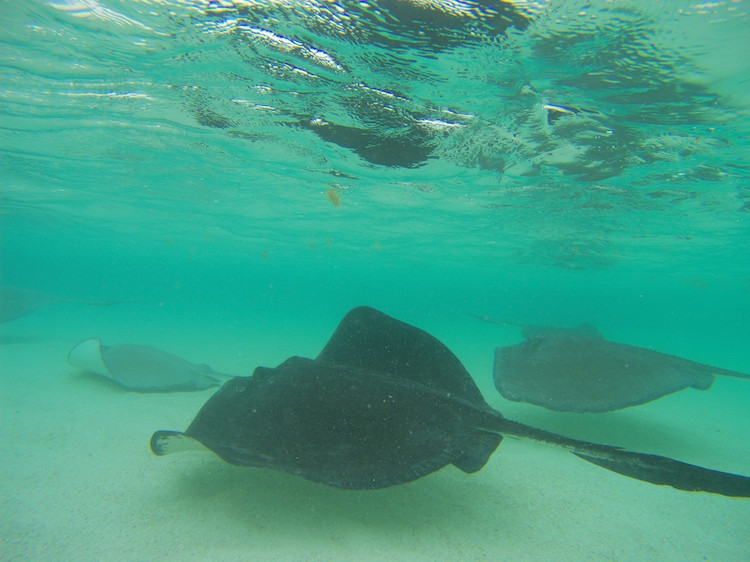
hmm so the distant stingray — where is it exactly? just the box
[67,338,231,391]
[0,286,121,323]
[473,314,750,413]
[150,307,750,497]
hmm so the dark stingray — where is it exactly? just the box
[151,307,750,497]
[478,315,750,413]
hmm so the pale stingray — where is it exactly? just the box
[474,315,750,413]
[68,338,231,391]
[1,286,120,323]
[150,307,750,497]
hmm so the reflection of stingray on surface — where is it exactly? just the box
[68,339,231,392]
[473,314,750,413]
[151,307,750,497]
[0,286,121,323]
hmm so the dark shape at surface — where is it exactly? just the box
[151,307,750,497]
[193,106,233,129]
[482,316,750,412]
[230,0,529,53]
[301,119,432,168]
[352,0,530,51]
[68,338,230,392]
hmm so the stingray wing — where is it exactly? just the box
[318,306,488,406]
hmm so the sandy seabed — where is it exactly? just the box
[2,304,749,561]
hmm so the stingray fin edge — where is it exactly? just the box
[67,338,112,379]
[150,430,210,456]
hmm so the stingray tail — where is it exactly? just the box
[469,313,520,328]
[489,418,750,498]
[707,364,750,381]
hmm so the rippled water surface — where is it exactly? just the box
[3,0,749,270]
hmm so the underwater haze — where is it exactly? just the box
[1,1,750,560]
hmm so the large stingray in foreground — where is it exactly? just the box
[151,307,750,497]
[483,317,750,413]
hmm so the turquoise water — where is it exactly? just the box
[2,1,750,560]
